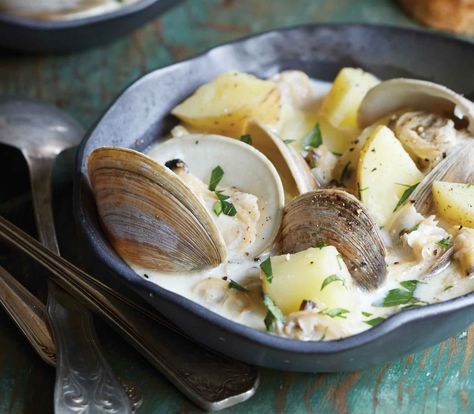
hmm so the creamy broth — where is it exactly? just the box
[124,72,474,341]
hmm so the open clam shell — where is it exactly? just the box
[280,190,387,290]
[245,120,318,200]
[409,141,474,275]
[88,147,227,272]
[359,78,474,134]
[147,134,285,257]
[411,141,474,216]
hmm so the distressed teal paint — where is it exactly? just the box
[0,1,473,413]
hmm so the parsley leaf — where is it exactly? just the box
[212,200,223,216]
[320,274,345,291]
[215,190,230,201]
[393,182,419,212]
[283,139,296,145]
[400,280,421,293]
[375,280,422,308]
[221,200,237,216]
[319,308,350,319]
[365,317,385,327]
[260,257,273,283]
[263,294,284,331]
[239,134,253,145]
[209,166,224,191]
[361,311,373,317]
[438,237,451,248]
[303,122,323,150]
[316,242,327,249]
[228,279,248,292]
[377,288,413,307]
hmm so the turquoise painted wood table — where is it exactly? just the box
[1,1,473,413]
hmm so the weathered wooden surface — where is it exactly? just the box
[0,1,473,413]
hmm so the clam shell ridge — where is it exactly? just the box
[359,78,474,134]
[280,190,387,290]
[88,147,227,272]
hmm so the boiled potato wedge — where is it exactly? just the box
[261,246,354,315]
[433,181,474,227]
[320,68,379,131]
[171,71,280,138]
[357,125,425,226]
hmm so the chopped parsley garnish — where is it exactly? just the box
[283,139,296,145]
[361,311,373,317]
[438,237,451,248]
[340,161,352,183]
[319,308,350,319]
[215,190,230,201]
[400,280,421,292]
[209,172,237,217]
[393,182,419,212]
[263,294,284,331]
[212,200,223,216]
[228,279,248,292]
[303,122,323,150]
[208,166,224,191]
[260,257,273,283]
[221,200,237,216]
[239,134,253,145]
[443,285,454,291]
[320,274,345,291]
[316,242,327,249]
[374,280,422,307]
[365,317,385,327]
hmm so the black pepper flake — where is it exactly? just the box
[143,273,149,279]
[222,276,228,280]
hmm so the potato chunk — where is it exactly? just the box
[171,71,280,138]
[433,181,474,227]
[357,125,425,226]
[261,246,354,315]
[320,68,379,131]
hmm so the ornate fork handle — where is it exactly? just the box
[0,215,260,411]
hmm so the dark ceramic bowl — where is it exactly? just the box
[0,0,181,53]
[74,24,474,373]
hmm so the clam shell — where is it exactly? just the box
[359,78,474,134]
[410,141,474,276]
[88,147,227,272]
[147,134,285,256]
[280,190,386,290]
[411,141,474,216]
[245,120,318,200]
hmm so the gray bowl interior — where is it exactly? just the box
[74,24,474,372]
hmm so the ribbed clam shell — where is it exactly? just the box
[359,78,474,134]
[88,147,227,272]
[280,190,386,290]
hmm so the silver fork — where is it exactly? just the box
[0,98,131,413]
